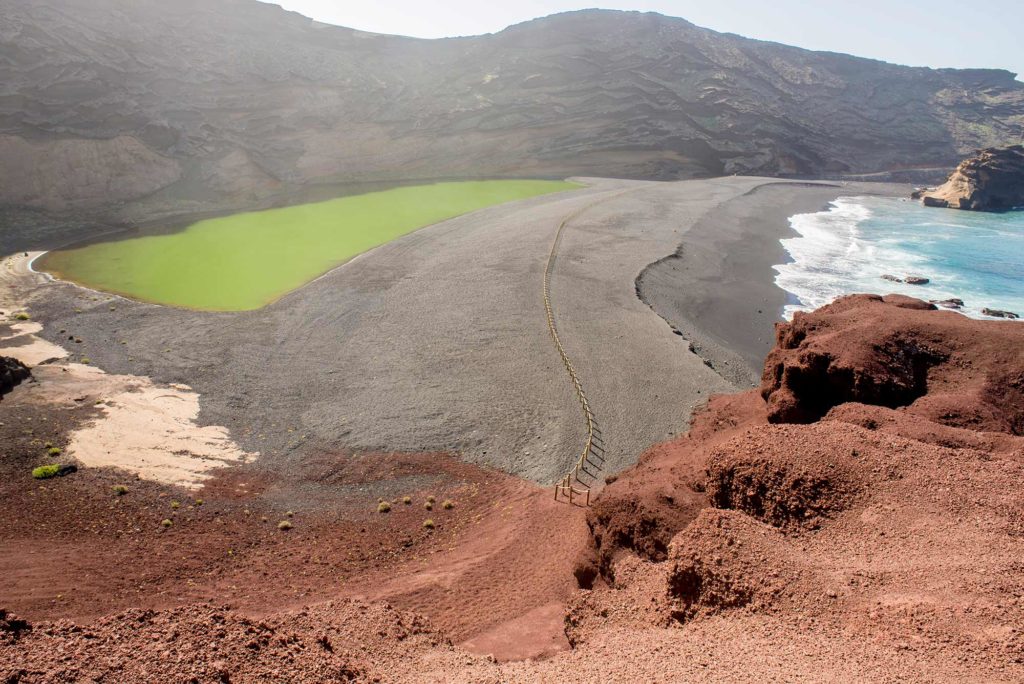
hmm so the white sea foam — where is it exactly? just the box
[775,196,1024,320]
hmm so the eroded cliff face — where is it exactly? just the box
[919,145,1024,211]
[2,1,1023,219]
[569,296,1024,679]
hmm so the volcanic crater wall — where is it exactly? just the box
[2,0,1023,221]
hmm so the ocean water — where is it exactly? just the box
[775,196,1024,320]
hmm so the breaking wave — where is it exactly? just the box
[775,196,1024,320]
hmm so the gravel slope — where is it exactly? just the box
[28,176,808,484]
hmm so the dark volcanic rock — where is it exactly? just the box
[881,274,903,283]
[0,356,30,399]
[904,276,930,285]
[1,1,1022,221]
[982,307,1020,319]
[932,298,965,309]
[920,145,1024,211]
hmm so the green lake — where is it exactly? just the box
[39,180,579,311]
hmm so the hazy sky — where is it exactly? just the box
[258,0,1023,78]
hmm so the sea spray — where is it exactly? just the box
[775,196,1024,320]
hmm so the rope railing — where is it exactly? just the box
[544,206,606,506]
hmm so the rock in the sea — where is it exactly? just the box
[904,276,930,285]
[981,307,1020,319]
[919,145,1024,211]
[1,356,31,399]
[931,298,965,309]
[881,274,903,283]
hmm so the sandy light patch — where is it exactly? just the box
[0,320,69,365]
[3,250,256,488]
[20,364,256,490]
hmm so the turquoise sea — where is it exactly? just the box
[775,196,1024,320]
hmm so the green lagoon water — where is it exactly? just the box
[39,180,579,311]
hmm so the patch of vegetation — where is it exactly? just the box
[161,519,173,528]
[113,485,129,496]
[423,519,436,530]
[32,464,61,479]
[194,499,203,506]
[378,501,392,513]
[285,510,294,517]
[442,500,455,510]
[424,501,433,511]
[13,312,30,321]
[278,520,293,531]
[402,496,412,505]
[46,446,62,456]
[170,500,180,510]
[426,495,436,504]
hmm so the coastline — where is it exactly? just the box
[637,181,909,386]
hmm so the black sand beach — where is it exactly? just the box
[637,181,910,386]
[16,178,905,484]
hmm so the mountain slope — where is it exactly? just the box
[1,0,1023,216]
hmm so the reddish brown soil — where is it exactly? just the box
[0,389,587,672]
[4,294,1024,682]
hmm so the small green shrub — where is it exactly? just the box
[113,485,129,496]
[278,520,293,531]
[423,519,435,530]
[81,358,91,365]
[285,510,294,517]
[194,499,204,506]
[402,496,412,505]
[442,500,455,510]
[161,519,173,528]
[46,447,62,456]
[32,464,61,479]
[14,312,30,321]
[426,495,436,504]
[170,500,180,510]
[378,501,392,513]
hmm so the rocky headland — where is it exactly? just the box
[916,145,1024,211]
[0,356,30,398]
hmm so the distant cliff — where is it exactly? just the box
[1,0,1023,218]
[917,145,1024,211]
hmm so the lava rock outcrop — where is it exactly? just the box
[918,145,1024,211]
[761,294,1024,432]
[0,355,30,399]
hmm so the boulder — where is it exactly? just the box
[904,276,930,285]
[881,274,903,283]
[919,145,1024,212]
[982,308,1020,319]
[931,298,965,309]
[1,356,31,399]
[761,294,1024,433]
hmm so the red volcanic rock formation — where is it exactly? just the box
[761,294,1024,432]
[568,294,1024,678]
